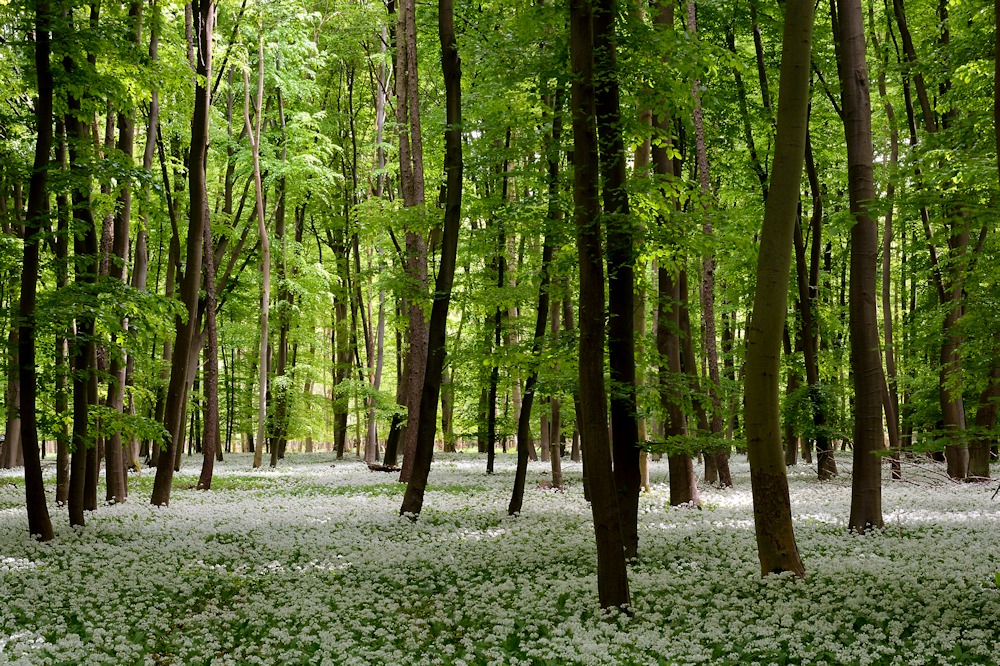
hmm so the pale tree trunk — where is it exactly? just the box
[570,0,630,610]
[743,0,813,577]
[247,36,270,470]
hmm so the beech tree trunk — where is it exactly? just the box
[594,0,640,560]
[396,0,429,484]
[18,0,55,540]
[509,91,560,516]
[743,0,813,577]
[151,0,213,505]
[570,0,631,610]
[653,0,699,510]
[398,0,461,517]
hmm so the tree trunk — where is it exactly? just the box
[833,0,885,532]
[64,17,101,523]
[396,0,429,484]
[197,202,220,490]
[570,0,630,610]
[151,0,213,505]
[18,0,55,540]
[594,0,640,560]
[743,0,813,577]
[247,36,270,471]
[398,0,461,517]
[687,0,731,490]
[509,91,560,515]
[652,0,699,511]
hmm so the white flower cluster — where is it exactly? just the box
[0,454,997,664]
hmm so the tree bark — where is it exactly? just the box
[594,0,640,559]
[151,0,213,505]
[743,0,813,577]
[18,0,55,540]
[509,91,560,516]
[570,0,631,610]
[247,35,270,471]
[396,0,429,484]
[398,0,461,517]
[652,0,698,511]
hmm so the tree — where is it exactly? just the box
[399,0,462,517]
[570,0,631,610]
[832,0,884,532]
[743,0,814,577]
[18,0,55,541]
[593,0,640,560]
[152,0,214,506]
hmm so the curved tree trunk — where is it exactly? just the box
[743,0,813,577]
[509,91,561,516]
[151,0,213,505]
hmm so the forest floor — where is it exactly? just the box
[0,451,998,665]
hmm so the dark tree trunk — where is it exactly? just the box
[197,201,220,490]
[593,0,640,559]
[151,0,213,505]
[64,20,101,524]
[19,0,55,540]
[395,0,429,484]
[570,0,631,610]
[509,92,561,515]
[399,0,462,517]
[653,0,699,511]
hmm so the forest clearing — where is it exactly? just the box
[1,453,998,665]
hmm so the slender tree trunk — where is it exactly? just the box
[197,202,220,489]
[399,0,461,516]
[687,0,731,490]
[64,15,101,523]
[653,0,699,511]
[797,141,837,479]
[247,36,270,471]
[509,91,561,515]
[54,124,71,504]
[594,0,640,559]
[396,0,429,484]
[743,0,813,577]
[570,0,630,610]
[151,0,213,505]
[19,0,55,540]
